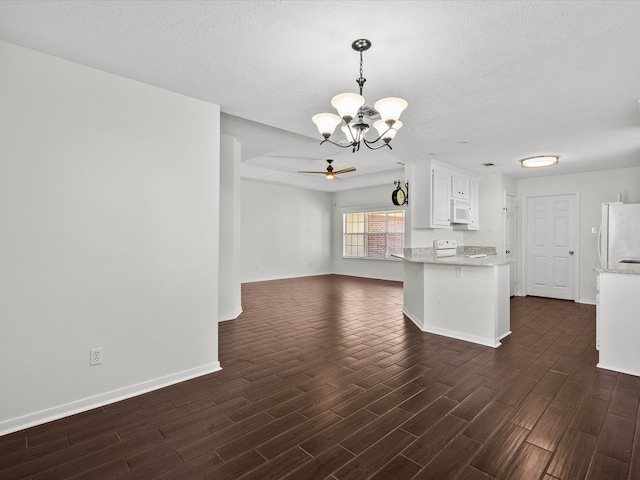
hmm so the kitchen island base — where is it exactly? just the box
[403,261,511,348]
[597,270,640,377]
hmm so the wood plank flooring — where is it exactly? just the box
[2,274,640,479]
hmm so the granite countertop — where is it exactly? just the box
[396,246,510,267]
[596,262,640,275]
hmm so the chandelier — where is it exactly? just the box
[312,39,408,152]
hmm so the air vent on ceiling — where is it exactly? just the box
[360,105,380,119]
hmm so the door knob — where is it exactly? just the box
[505,250,511,254]
[569,251,574,255]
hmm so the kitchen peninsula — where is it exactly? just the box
[596,262,640,376]
[399,247,511,348]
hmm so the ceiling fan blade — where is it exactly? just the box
[333,167,356,175]
[298,171,327,174]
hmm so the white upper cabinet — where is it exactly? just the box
[410,161,451,229]
[432,168,453,227]
[452,178,479,230]
[410,160,479,230]
[451,175,470,201]
[467,179,480,230]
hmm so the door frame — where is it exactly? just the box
[504,192,517,297]
[521,191,580,302]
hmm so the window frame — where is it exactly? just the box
[342,207,405,260]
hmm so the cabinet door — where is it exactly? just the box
[431,169,452,227]
[468,180,479,229]
[452,175,470,200]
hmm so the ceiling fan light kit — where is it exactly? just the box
[312,39,408,152]
[298,159,356,180]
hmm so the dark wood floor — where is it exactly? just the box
[2,274,639,479]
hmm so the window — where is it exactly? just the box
[343,210,405,259]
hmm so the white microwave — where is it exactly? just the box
[452,199,470,224]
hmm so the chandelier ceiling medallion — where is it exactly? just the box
[312,39,408,152]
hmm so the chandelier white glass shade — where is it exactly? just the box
[312,39,408,152]
[331,93,364,121]
[374,119,402,141]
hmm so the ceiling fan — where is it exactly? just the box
[298,159,356,180]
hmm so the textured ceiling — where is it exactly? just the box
[1,0,640,191]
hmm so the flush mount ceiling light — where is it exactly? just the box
[312,39,408,153]
[520,155,560,168]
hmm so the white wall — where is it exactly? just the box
[517,166,640,303]
[241,180,332,282]
[0,41,221,434]
[405,211,466,248]
[332,184,405,281]
[219,135,242,321]
[465,173,517,254]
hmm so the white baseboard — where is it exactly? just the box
[578,298,596,305]
[0,362,221,437]
[419,324,502,348]
[499,330,513,340]
[219,307,243,322]
[597,362,640,377]
[403,308,503,348]
[402,308,423,330]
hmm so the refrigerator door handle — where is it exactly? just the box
[597,225,602,264]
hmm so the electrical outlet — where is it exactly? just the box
[456,266,463,277]
[90,347,103,366]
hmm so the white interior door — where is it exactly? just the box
[525,194,577,300]
[504,194,517,296]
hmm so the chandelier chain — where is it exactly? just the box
[357,49,366,96]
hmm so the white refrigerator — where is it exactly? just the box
[599,202,640,265]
